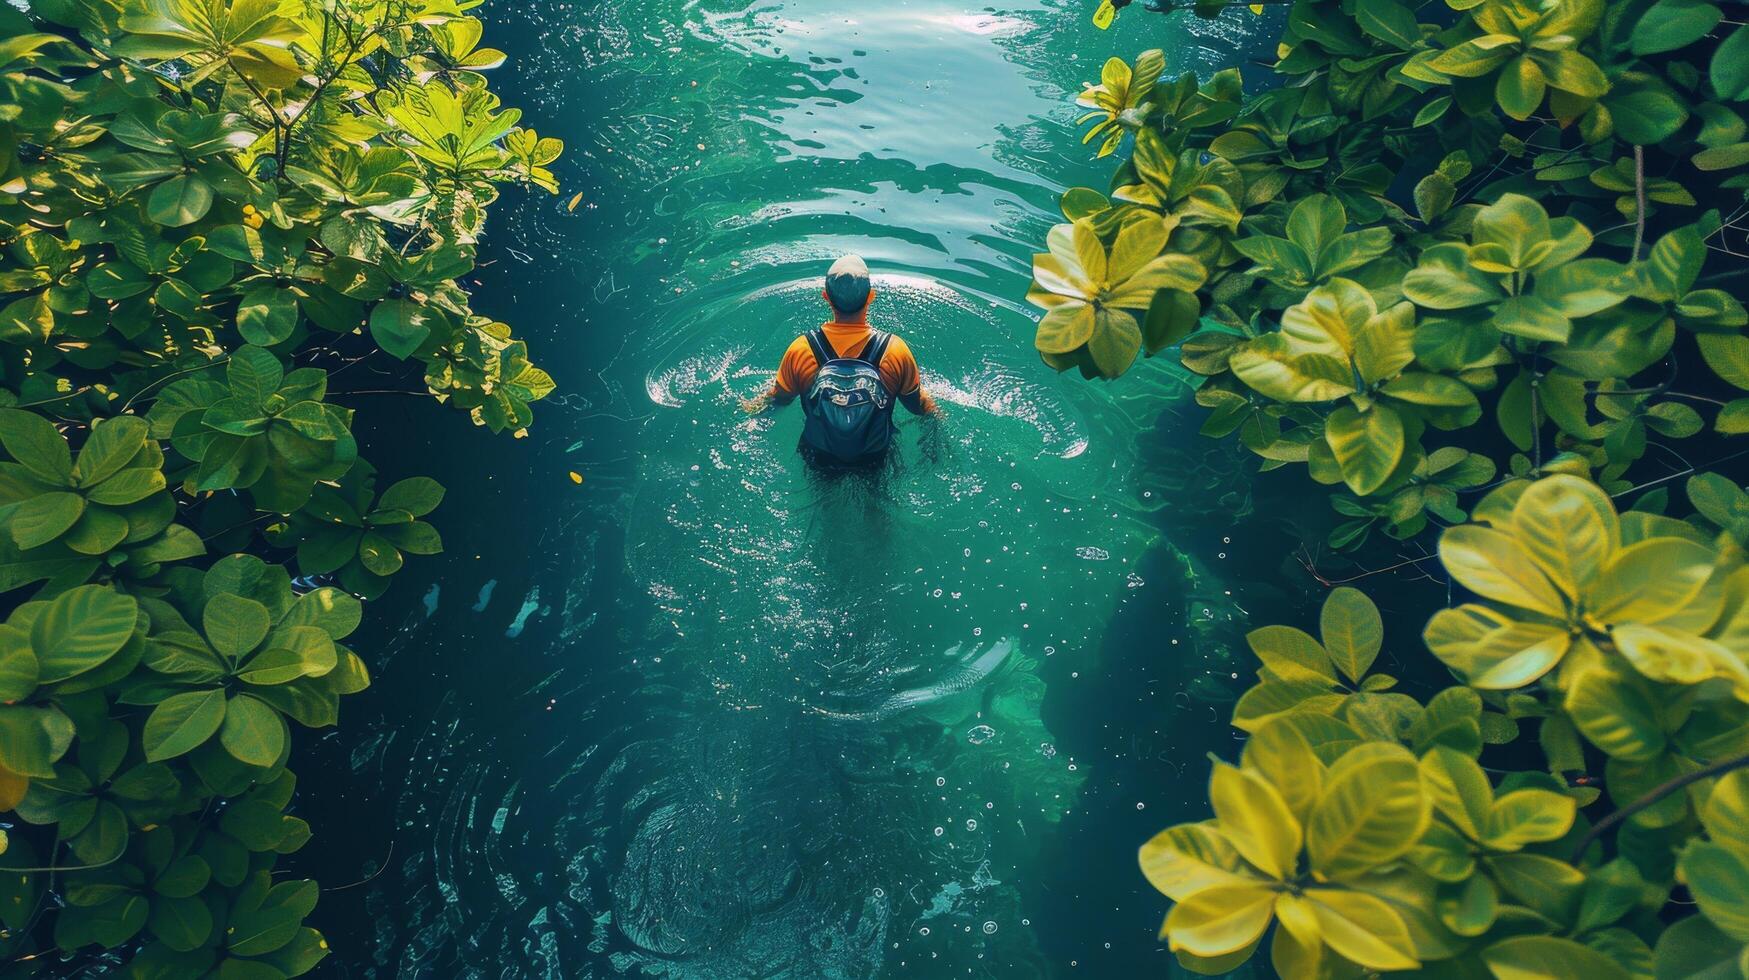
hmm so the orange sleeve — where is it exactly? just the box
[774,336,815,395]
[880,337,921,395]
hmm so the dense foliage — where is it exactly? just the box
[0,0,556,972]
[1041,0,1749,974]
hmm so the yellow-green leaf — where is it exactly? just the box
[1511,474,1617,600]
[1307,742,1430,879]
[1139,822,1255,902]
[1305,887,1421,971]
[1320,586,1382,684]
[1325,402,1405,496]
[1210,762,1301,879]
[1587,538,1716,624]
[1484,789,1577,850]
[1163,883,1278,957]
[1439,524,1570,618]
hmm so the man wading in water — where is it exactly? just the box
[742,254,940,468]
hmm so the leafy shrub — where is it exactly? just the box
[1140,476,1749,976]
[1046,0,1749,974]
[0,0,556,971]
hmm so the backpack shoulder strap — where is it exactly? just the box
[803,329,836,367]
[860,330,892,367]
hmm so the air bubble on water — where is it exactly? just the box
[1136,802,1146,810]
[1039,742,1057,758]
[982,921,998,935]
[920,927,931,936]
[933,826,944,837]
[966,818,978,831]
[967,724,996,745]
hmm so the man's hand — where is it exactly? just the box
[741,391,771,415]
[918,407,947,463]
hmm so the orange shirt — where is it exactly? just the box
[773,322,932,411]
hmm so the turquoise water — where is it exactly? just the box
[300,2,1291,976]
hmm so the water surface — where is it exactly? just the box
[305,2,1285,976]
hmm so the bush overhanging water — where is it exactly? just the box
[0,0,556,972]
[1045,0,1749,974]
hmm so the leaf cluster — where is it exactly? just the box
[0,0,557,970]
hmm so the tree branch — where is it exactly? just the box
[1570,751,1749,863]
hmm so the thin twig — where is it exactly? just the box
[1632,145,1647,262]
[1570,752,1749,863]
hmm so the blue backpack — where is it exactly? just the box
[799,328,896,463]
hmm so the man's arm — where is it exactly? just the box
[899,387,937,416]
[742,385,796,414]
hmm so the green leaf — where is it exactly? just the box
[0,704,75,777]
[220,800,290,852]
[32,585,138,684]
[1712,27,1749,101]
[1653,914,1746,979]
[227,346,284,410]
[11,492,85,550]
[76,416,149,487]
[1441,874,1499,936]
[356,531,403,577]
[219,694,285,767]
[237,287,300,346]
[1319,587,1381,684]
[1325,403,1404,496]
[142,689,227,761]
[1035,303,1095,355]
[146,174,215,227]
[1631,0,1723,54]
[1683,841,1749,939]
[1306,742,1429,879]
[1404,244,1503,309]
[1605,74,1690,145]
[1230,337,1356,402]
[1483,935,1634,980]
[1488,852,1586,918]
[1565,666,1666,760]
[148,894,213,952]
[1420,745,1490,840]
[1496,56,1547,121]
[204,593,271,659]
[369,299,433,359]
[1355,0,1420,49]
[0,409,72,483]
[1142,289,1201,354]
[1247,625,1336,685]
[52,894,147,950]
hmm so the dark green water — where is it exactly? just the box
[297,3,1303,976]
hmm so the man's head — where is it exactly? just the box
[823,253,873,317]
